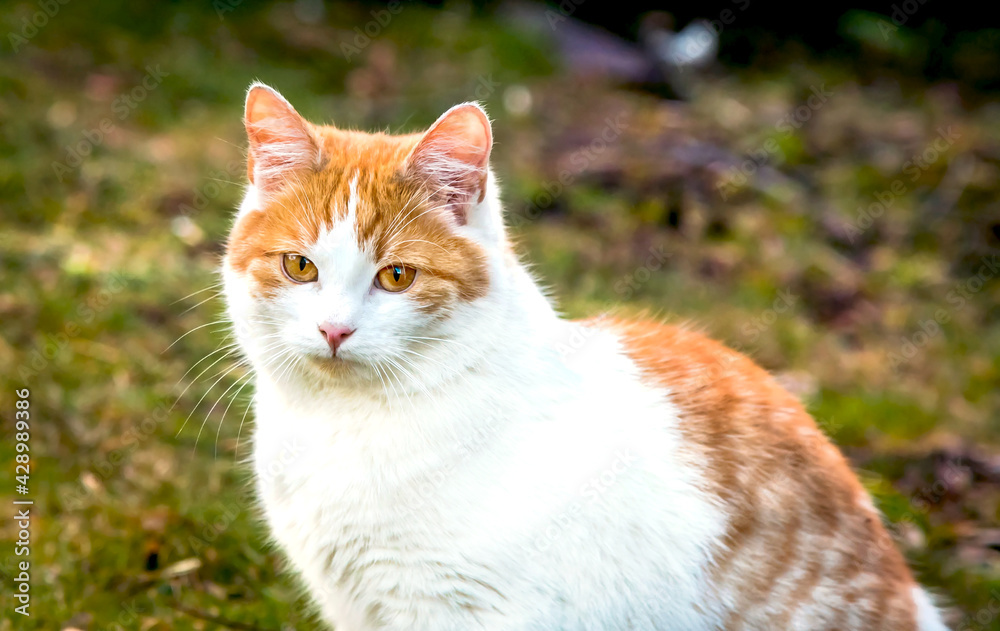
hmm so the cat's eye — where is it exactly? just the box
[281,254,319,283]
[375,264,417,292]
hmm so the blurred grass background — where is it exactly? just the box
[1,1,999,628]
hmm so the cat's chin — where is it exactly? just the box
[305,353,357,376]
[304,352,388,384]
[295,354,405,395]
[299,352,421,392]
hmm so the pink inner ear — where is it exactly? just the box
[422,106,491,169]
[244,85,319,193]
[409,104,493,224]
[246,88,292,126]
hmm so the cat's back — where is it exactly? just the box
[586,316,940,630]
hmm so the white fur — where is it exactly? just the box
[224,172,732,630]
[224,172,948,629]
[914,587,949,631]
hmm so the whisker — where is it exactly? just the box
[393,354,437,397]
[173,342,240,390]
[274,354,303,388]
[211,370,255,459]
[388,199,452,241]
[371,362,395,415]
[390,238,450,254]
[171,283,223,306]
[197,365,252,456]
[176,359,249,438]
[235,392,258,458]
[179,291,222,316]
[382,181,448,238]
[163,320,230,354]
[255,344,299,388]
[401,335,475,351]
[383,356,425,409]
[379,358,407,405]
[170,346,242,413]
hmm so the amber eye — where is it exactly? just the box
[375,264,417,292]
[281,254,318,283]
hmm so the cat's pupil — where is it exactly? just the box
[299,257,308,272]
[393,266,402,281]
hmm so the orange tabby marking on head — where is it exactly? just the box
[585,317,919,630]
[227,123,489,308]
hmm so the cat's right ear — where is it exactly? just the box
[244,83,321,195]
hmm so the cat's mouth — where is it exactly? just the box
[304,351,403,388]
[309,351,351,365]
[306,351,365,374]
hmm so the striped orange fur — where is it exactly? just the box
[597,317,922,629]
[223,84,947,631]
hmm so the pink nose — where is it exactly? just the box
[318,323,354,354]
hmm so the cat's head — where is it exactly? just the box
[223,83,508,391]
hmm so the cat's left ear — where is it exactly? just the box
[407,103,492,226]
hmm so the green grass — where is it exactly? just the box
[1,1,999,628]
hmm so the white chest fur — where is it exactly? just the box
[252,323,727,631]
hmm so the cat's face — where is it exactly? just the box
[223,84,501,388]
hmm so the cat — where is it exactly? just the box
[222,82,949,631]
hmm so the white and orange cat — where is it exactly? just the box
[222,83,948,631]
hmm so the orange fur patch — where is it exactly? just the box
[226,124,489,309]
[587,317,918,629]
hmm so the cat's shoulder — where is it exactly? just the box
[578,316,785,393]
[579,315,817,435]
